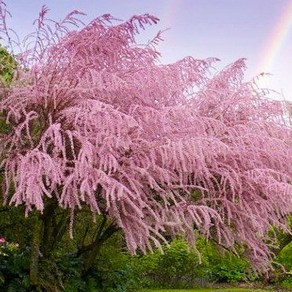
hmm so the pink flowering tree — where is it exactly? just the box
[0,2,292,283]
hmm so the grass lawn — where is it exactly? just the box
[141,289,270,292]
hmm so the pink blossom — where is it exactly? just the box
[0,7,291,273]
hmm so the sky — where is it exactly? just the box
[3,0,292,101]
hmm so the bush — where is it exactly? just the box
[0,234,256,291]
[59,245,137,292]
[276,242,292,272]
[131,237,256,288]
[132,238,209,289]
[209,254,248,283]
[273,240,292,287]
[93,242,137,292]
[280,276,292,290]
[0,239,31,291]
[204,241,251,283]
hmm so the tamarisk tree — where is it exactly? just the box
[0,3,292,276]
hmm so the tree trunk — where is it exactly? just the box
[82,239,103,276]
[30,214,42,287]
[80,219,119,276]
[41,203,69,257]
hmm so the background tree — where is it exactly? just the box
[0,2,292,288]
[0,46,16,85]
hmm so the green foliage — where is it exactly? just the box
[275,216,292,272]
[0,212,257,291]
[0,46,15,135]
[132,238,253,289]
[208,255,248,283]
[0,206,34,247]
[0,46,16,86]
[0,233,135,291]
[276,241,292,271]
[132,238,209,289]
[58,254,89,291]
[203,242,251,283]
[92,237,137,292]
[58,234,137,291]
[0,241,31,291]
[280,277,292,290]
[274,240,292,288]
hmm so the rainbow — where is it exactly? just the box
[256,1,292,75]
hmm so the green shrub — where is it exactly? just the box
[93,243,137,292]
[276,242,292,272]
[0,240,31,291]
[0,46,16,85]
[273,240,292,286]
[59,250,135,292]
[131,237,255,288]
[280,276,292,290]
[209,255,248,283]
[132,238,209,289]
[204,243,251,283]
[0,234,255,291]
